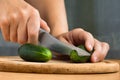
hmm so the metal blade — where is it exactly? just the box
[38,29,90,56]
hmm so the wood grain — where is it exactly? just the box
[0,56,119,74]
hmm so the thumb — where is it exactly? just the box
[40,19,50,32]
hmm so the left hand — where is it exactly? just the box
[57,28,110,62]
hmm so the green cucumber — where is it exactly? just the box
[70,45,91,63]
[18,43,52,62]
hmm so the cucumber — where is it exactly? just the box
[70,45,91,63]
[18,43,52,62]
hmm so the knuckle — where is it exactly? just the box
[11,14,18,20]
[77,28,84,31]
[43,20,47,25]
[87,32,93,38]
[72,28,84,33]
[0,17,9,26]
[18,39,26,44]
[33,9,39,15]
[18,10,28,21]
[31,9,40,16]
[12,13,17,19]
[29,31,37,38]
[102,42,110,49]
[19,14,25,20]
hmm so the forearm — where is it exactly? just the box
[25,0,68,37]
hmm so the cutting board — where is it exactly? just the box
[0,56,119,74]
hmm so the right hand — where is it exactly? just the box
[0,0,50,44]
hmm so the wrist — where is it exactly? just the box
[50,24,69,37]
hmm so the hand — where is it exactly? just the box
[57,28,110,62]
[0,0,50,44]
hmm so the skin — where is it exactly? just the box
[25,0,68,37]
[57,28,110,62]
[0,0,50,44]
[0,0,109,62]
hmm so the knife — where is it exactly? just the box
[38,29,90,56]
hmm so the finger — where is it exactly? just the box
[0,17,10,41]
[17,22,27,44]
[27,9,40,45]
[70,29,94,51]
[91,39,102,62]
[9,14,18,42]
[100,42,110,60]
[84,32,94,52]
[17,12,28,44]
[40,19,50,32]
[69,28,85,45]
[91,42,109,63]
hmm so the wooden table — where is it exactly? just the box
[0,57,119,80]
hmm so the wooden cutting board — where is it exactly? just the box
[0,56,119,74]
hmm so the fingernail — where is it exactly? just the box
[88,44,93,51]
[47,27,50,33]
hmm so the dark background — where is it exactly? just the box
[0,0,120,59]
[65,0,120,59]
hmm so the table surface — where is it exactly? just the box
[0,57,120,80]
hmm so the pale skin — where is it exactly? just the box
[0,0,109,62]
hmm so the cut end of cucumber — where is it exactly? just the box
[70,50,90,63]
[70,45,91,63]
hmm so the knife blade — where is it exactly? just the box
[38,29,90,56]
